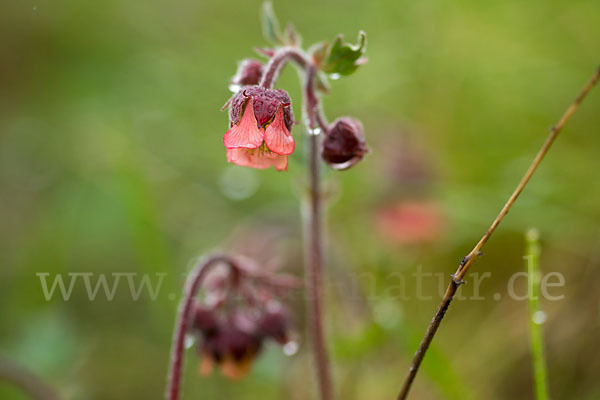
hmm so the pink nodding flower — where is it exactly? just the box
[223,86,295,171]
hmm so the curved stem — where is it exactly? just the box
[315,110,330,133]
[397,66,600,400]
[260,47,330,137]
[166,253,239,400]
[260,46,309,89]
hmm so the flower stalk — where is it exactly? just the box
[260,46,308,89]
[303,63,333,400]
[261,48,334,400]
[166,254,239,400]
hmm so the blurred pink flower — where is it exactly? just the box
[375,201,444,244]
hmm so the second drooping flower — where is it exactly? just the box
[223,86,295,171]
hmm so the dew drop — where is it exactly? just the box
[229,84,242,93]
[283,341,299,356]
[184,334,196,349]
[308,127,321,136]
[532,310,547,325]
[329,73,341,80]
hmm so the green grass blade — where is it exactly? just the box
[525,228,550,400]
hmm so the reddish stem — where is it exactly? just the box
[261,49,334,400]
[304,64,333,400]
[260,46,309,89]
[166,253,239,400]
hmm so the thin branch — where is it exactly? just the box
[397,66,600,400]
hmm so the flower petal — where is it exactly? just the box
[223,98,264,149]
[272,154,288,171]
[226,148,288,171]
[220,355,254,380]
[198,354,215,377]
[264,107,295,155]
[226,148,241,162]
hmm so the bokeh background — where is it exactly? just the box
[1,0,599,399]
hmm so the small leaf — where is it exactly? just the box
[322,31,367,76]
[261,2,283,45]
[285,23,301,46]
[309,41,330,67]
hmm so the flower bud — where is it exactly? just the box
[231,59,264,87]
[321,117,369,170]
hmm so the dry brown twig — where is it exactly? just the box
[397,66,600,400]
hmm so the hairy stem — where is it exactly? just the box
[260,47,330,136]
[166,253,239,400]
[261,47,334,400]
[304,64,333,400]
[260,46,308,89]
[397,66,600,400]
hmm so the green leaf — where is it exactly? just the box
[322,31,367,76]
[261,2,283,45]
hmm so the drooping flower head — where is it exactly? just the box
[192,301,293,379]
[321,117,369,170]
[223,86,295,171]
[186,255,299,380]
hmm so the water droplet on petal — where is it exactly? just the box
[283,341,299,356]
[532,310,547,325]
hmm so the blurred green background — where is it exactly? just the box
[1,0,599,399]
